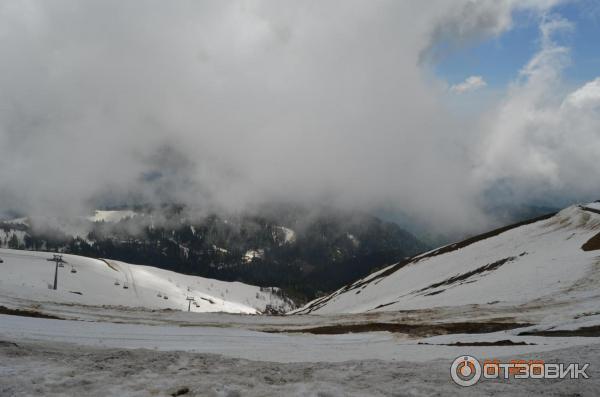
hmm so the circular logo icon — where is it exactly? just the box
[450,355,482,387]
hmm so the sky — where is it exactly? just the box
[439,1,600,89]
[0,0,599,236]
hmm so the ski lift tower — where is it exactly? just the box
[47,254,67,290]
[186,296,195,312]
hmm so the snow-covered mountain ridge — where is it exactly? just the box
[293,202,600,323]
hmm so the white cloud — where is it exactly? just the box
[563,78,600,109]
[450,75,487,93]
[0,0,583,234]
[473,14,600,206]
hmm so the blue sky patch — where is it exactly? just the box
[437,2,600,90]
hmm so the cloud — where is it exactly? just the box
[473,14,600,207]
[563,77,600,109]
[450,76,488,93]
[0,0,590,236]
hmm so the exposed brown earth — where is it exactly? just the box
[580,205,600,216]
[0,305,62,320]
[415,256,517,295]
[419,339,534,346]
[268,321,531,337]
[519,325,600,337]
[581,232,600,251]
[99,258,120,272]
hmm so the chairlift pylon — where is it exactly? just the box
[47,254,67,290]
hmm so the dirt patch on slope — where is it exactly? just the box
[520,325,600,337]
[269,321,531,337]
[0,305,62,320]
[582,232,600,251]
[100,259,120,272]
[419,339,534,346]
[580,206,600,216]
[415,256,517,294]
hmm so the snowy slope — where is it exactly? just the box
[293,203,600,318]
[276,226,296,244]
[0,249,292,314]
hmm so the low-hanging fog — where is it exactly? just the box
[1,0,599,237]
